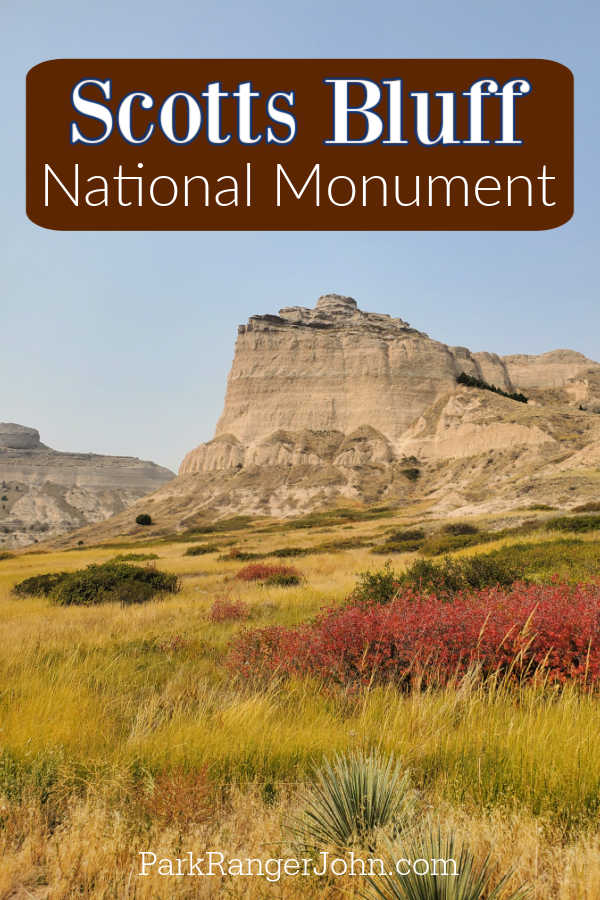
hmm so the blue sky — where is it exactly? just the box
[2,0,598,471]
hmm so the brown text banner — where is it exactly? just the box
[26,59,573,230]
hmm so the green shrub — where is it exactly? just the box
[274,506,397,531]
[420,521,540,557]
[421,532,489,556]
[366,825,529,899]
[317,537,369,551]
[352,562,401,604]
[135,514,153,526]
[181,515,255,536]
[372,531,424,554]
[574,501,600,512]
[401,539,600,591]
[184,544,219,556]
[442,521,479,535]
[482,538,600,582]
[290,750,413,850]
[264,572,301,587]
[23,563,181,606]
[111,552,159,562]
[13,571,69,597]
[386,528,426,542]
[219,548,263,561]
[546,514,600,533]
[0,551,14,561]
[399,555,519,594]
[270,538,367,558]
[269,546,311,557]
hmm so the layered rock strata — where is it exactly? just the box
[0,424,174,548]
[45,294,600,545]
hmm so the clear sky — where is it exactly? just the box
[2,0,598,472]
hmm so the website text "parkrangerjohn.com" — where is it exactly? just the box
[138,850,459,883]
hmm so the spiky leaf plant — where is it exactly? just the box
[290,749,414,850]
[363,825,530,900]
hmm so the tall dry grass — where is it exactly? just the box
[1,519,600,897]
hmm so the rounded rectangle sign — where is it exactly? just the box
[26,58,573,230]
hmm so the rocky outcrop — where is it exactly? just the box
[0,425,174,548]
[503,350,596,391]
[202,294,513,450]
[48,294,600,546]
[181,294,600,476]
[170,294,600,522]
[0,424,46,450]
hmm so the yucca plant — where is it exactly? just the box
[290,749,415,849]
[364,825,530,899]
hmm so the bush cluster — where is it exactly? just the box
[228,581,600,687]
[265,572,301,586]
[111,552,159,562]
[547,514,600,533]
[235,563,301,584]
[269,546,311,557]
[14,563,179,606]
[420,532,488,556]
[270,537,368,557]
[13,571,69,597]
[402,555,519,595]
[442,521,479,535]
[352,554,519,606]
[373,521,540,557]
[483,539,600,582]
[220,547,263,562]
[184,544,219,556]
[372,528,425,555]
[273,506,396,531]
[181,515,254,536]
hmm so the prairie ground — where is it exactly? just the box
[1,507,600,898]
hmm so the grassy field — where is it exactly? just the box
[2,510,600,898]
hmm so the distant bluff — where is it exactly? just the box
[180,294,600,476]
[0,424,174,548]
[0,424,45,450]
[53,294,600,545]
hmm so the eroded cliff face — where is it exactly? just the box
[181,294,600,478]
[207,294,512,448]
[0,424,174,548]
[47,295,600,546]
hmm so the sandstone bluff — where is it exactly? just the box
[0,424,174,548]
[53,294,600,543]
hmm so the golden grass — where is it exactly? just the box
[1,516,600,897]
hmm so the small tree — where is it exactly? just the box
[135,513,153,526]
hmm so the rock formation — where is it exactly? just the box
[0,424,174,548]
[48,294,600,545]
[182,294,513,463]
[180,294,600,475]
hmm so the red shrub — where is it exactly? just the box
[228,582,600,687]
[235,563,300,582]
[208,598,251,622]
